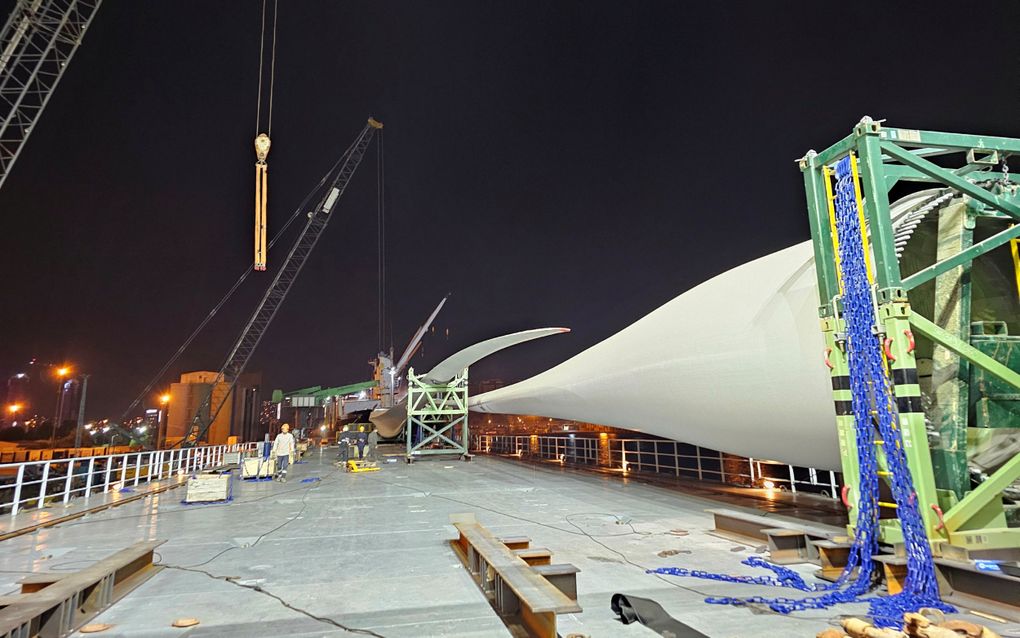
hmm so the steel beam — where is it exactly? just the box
[857,127,903,288]
[880,141,1020,221]
[799,152,839,304]
[0,540,163,637]
[882,163,992,191]
[813,133,857,167]
[902,224,1020,291]
[908,313,1020,392]
[881,127,1020,154]
[943,454,1020,533]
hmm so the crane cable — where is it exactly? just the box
[255,0,278,137]
[253,0,278,271]
[377,129,385,351]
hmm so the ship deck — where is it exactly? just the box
[1,447,1014,637]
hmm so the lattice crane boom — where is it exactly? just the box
[184,118,383,445]
[0,0,102,191]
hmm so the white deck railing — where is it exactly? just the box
[0,442,257,516]
[473,434,840,497]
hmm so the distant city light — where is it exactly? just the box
[763,480,776,490]
[7,404,21,414]
[160,393,171,404]
[56,366,71,377]
[136,426,147,433]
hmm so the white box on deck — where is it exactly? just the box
[185,472,232,503]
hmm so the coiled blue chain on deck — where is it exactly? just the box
[650,156,954,627]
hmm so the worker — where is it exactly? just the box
[367,427,379,461]
[337,430,351,467]
[356,425,367,459]
[272,423,296,482]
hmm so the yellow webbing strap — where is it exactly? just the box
[1010,231,1020,302]
[822,165,845,295]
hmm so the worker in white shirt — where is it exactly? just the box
[272,423,296,482]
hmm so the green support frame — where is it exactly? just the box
[404,367,470,462]
[800,118,1020,554]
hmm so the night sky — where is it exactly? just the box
[1,1,1018,419]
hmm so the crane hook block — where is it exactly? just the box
[254,133,272,163]
[368,117,384,130]
[254,133,271,271]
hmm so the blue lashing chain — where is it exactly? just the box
[650,156,954,627]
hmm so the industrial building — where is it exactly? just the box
[165,372,262,446]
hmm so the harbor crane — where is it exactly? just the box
[183,118,384,446]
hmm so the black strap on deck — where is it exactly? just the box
[611,593,710,637]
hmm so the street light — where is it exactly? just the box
[50,365,71,448]
[157,393,171,449]
[73,374,91,453]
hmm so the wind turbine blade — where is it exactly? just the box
[423,327,570,383]
[371,326,569,438]
[395,295,448,373]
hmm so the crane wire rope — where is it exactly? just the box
[118,142,360,439]
[254,0,277,135]
[377,129,386,350]
[268,0,278,136]
[253,0,278,271]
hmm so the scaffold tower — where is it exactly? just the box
[404,367,470,462]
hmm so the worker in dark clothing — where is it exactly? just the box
[367,428,379,461]
[356,425,367,459]
[337,431,351,467]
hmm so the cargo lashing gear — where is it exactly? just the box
[650,155,954,627]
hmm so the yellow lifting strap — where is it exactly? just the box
[1010,229,1020,302]
[254,133,271,271]
[821,165,844,295]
